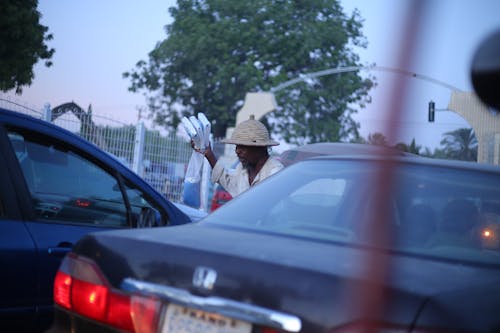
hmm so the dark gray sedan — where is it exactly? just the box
[51,154,500,333]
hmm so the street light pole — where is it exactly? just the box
[270,65,463,93]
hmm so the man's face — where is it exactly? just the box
[235,145,264,168]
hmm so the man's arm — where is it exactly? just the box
[202,144,217,169]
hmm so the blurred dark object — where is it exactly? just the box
[471,29,500,111]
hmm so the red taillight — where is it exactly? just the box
[72,279,109,321]
[53,253,161,333]
[130,295,162,333]
[53,271,72,309]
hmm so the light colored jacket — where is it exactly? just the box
[211,157,284,197]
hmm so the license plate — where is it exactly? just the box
[161,303,252,333]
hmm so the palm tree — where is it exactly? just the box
[440,128,478,161]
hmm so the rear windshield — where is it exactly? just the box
[204,159,500,265]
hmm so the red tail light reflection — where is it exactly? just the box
[53,253,161,333]
[75,199,91,207]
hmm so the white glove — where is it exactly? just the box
[181,116,197,142]
[197,112,211,150]
[189,116,204,151]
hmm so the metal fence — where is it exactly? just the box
[0,98,206,208]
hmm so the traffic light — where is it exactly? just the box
[428,101,435,122]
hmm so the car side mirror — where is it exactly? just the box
[470,29,500,111]
[137,207,162,227]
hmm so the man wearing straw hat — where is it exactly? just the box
[194,115,284,197]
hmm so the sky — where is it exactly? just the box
[2,0,500,152]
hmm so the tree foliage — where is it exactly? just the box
[367,132,388,146]
[124,0,372,143]
[395,138,421,155]
[390,128,478,161]
[439,127,478,161]
[0,0,55,93]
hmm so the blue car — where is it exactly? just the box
[0,107,193,332]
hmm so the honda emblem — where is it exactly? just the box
[192,266,217,290]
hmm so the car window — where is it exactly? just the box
[205,159,500,265]
[8,129,129,227]
[123,180,169,227]
[290,178,345,205]
[262,177,351,239]
[206,162,360,241]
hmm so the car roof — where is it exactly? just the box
[278,142,414,166]
[303,153,500,174]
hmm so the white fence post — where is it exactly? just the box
[132,122,146,177]
[42,103,51,122]
[199,134,213,211]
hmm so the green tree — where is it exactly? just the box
[0,0,55,93]
[439,127,478,161]
[124,0,372,143]
[350,135,366,144]
[367,132,388,146]
[428,147,448,159]
[420,147,435,158]
[395,138,421,155]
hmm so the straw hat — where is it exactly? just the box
[222,115,279,146]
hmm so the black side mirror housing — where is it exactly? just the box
[471,29,500,111]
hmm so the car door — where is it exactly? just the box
[1,123,174,331]
[0,130,39,332]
